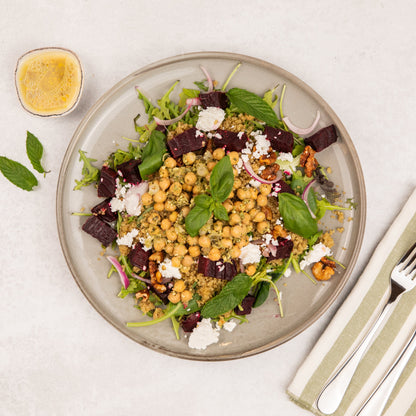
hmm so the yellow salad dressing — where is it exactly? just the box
[15,48,82,116]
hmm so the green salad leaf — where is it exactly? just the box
[0,156,38,191]
[73,150,100,190]
[179,88,200,107]
[138,130,167,179]
[26,131,48,174]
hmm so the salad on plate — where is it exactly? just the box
[75,64,352,350]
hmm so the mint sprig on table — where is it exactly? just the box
[185,155,234,237]
[0,131,48,191]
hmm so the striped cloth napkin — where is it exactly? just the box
[287,187,416,416]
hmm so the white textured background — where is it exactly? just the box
[1,1,415,415]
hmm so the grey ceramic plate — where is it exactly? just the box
[56,52,366,361]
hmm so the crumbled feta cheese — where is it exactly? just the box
[158,258,181,279]
[195,129,204,138]
[223,320,237,332]
[249,179,261,188]
[277,152,294,162]
[275,217,283,225]
[110,180,147,216]
[196,107,225,131]
[237,131,244,139]
[138,237,152,251]
[116,228,139,247]
[240,243,262,265]
[251,133,270,158]
[299,243,332,270]
[284,268,292,278]
[188,318,220,350]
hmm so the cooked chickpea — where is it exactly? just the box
[183,152,196,165]
[166,228,178,241]
[181,255,194,267]
[198,235,211,248]
[229,213,241,226]
[237,236,250,249]
[222,226,231,238]
[154,202,165,211]
[168,291,181,304]
[164,157,177,168]
[207,160,217,171]
[246,264,257,276]
[160,218,172,230]
[188,245,201,257]
[231,225,244,238]
[169,211,178,223]
[164,200,177,212]
[159,166,169,178]
[230,246,241,258]
[221,238,233,248]
[257,221,270,234]
[141,192,153,206]
[153,190,167,203]
[237,188,249,200]
[245,199,256,211]
[212,221,223,233]
[181,206,190,217]
[148,182,160,195]
[233,201,243,212]
[173,279,186,293]
[228,190,235,199]
[213,148,225,160]
[233,168,239,177]
[196,165,209,177]
[169,182,182,196]
[182,184,193,192]
[165,243,174,255]
[249,188,258,199]
[181,290,193,303]
[257,194,268,207]
[147,212,161,225]
[228,151,239,165]
[223,199,233,212]
[187,235,199,246]
[159,177,171,191]
[205,173,211,181]
[173,244,188,257]
[253,211,266,223]
[177,233,187,244]
[184,172,197,186]
[192,184,203,195]
[249,208,260,219]
[208,247,221,261]
[259,184,272,195]
[233,178,242,190]
[171,256,181,268]
[153,238,166,251]
[241,212,251,225]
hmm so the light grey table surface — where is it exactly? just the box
[1,1,415,415]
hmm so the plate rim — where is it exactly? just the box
[56,51,366,361]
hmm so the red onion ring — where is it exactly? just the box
[186,97,201,106]
[301,179,316,219]
[154,105,191,126]
[200,65,213,92]
[283,110,320,136]
[107,256,130,289]
[242,158,283,185]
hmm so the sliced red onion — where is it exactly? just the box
[131,272,152,284]
[283,110,320,136]
[242,159,283,184]
[200,65,213,92]
[107,256,130,289]
[268,243,278,257]
[186,97,201,106]
[154,106,191,126]
[302,179,316,219]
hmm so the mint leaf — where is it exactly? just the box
[138,130,167,179]
[26,131,47,174]
[227,88,280,127]
[209,155,234,202]
[278,193,318,238]
[185,205,212,237]
[0,156,38,191]
[201,274,252,318]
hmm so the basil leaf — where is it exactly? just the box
[185,205,212,237]
[194,194,213,209]
[209,155,234,202]
[213,202,229,221]
[138,130,167,179]
[278,193,318,238]
[0,156,38,191]
[201,274,252,318]
[227,88,280,127]
[26,131,47,174]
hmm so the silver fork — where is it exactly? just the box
[316,242,416,415]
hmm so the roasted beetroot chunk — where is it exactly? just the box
[199,91,229,109]
[117,159,141,184]
[128,244,150,271]
[167,127,207,158]
[264,126,294,153]
[197,256,237,281]
[97,166,118,198]
[180,312,201,332]
[91,198,117,222]
[82,216,117,247]
[235,295,256,315]
[212,130,248,152]
[267,237,294,261]
[304,124,337,152]
[274,179,295,195]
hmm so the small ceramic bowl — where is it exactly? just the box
[15,47,84,117]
